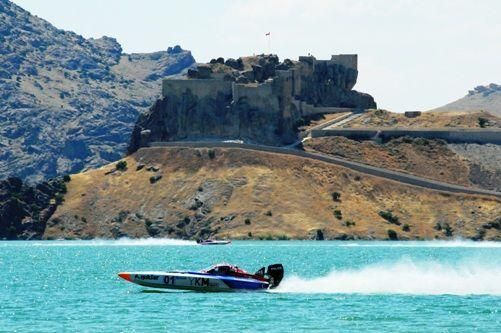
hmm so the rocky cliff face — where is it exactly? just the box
[298,60,376,109]
[0,176,67,239]
[432,83,501,117]
[0,0,195,182]
[129,54,376,151]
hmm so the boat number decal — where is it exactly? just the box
[190,278,209,287]
[135,274,159,281]
[164,276,175,285]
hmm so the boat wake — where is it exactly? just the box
[274,259,501,295]
[337,240,501,248]
[27,238,196,247]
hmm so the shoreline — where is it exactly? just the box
[2,237,500,243]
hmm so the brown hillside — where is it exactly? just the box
[46,148,501,241]
[304,137,471,186]
[304,137,501,192]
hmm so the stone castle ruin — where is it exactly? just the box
[129,54,376,151]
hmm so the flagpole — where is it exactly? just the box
[265,32,271,54]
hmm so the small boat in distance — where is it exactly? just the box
[118,263,284,292]
[196,239,231,245]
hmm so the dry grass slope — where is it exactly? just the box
[344,110,500,128]
[304,137,472,187]
[46,148,501,241]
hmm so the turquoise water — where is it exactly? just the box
[1,240,500,332]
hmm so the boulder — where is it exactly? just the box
[276,58,294,70]
[167,45,183,54]
[225,58,244,70]
[149,175,162,184]
[404,111,421,118]
[275,63,289,70]
[197,65,212,79]
[188,65,212,79]
[187,68,199,78]
[252,65,264,82]
[146,165,160,172]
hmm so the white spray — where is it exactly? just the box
[274,259,501,295]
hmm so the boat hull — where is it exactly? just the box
[198,240,231,245]
[118,271,269,291]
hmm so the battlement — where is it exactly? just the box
[297,54,357,71]
[298,56,316,64]
[330,54,357,71]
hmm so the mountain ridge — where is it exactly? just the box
[0,0,195,182]
[432,83,501,116]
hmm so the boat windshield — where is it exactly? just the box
[202,263,248,275]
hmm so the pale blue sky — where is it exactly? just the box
[12,0,501,112]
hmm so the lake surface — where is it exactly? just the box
[1,240,500,332]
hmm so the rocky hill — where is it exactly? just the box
[0,0,195,183]
[39,147,501,241]
[432,83,501,117]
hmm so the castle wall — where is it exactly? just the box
[294,58,314,99]
[232,80,278,110]
[232,82,272,100]
[300,101,358,116]
[162,79,232,98]
[292,68,301,97]
[330,54,358,71]
[274,69,299,123]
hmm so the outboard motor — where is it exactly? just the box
[266,264,284,288]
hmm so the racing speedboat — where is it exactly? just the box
[196,239,231,245]
[118,263,284,292]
